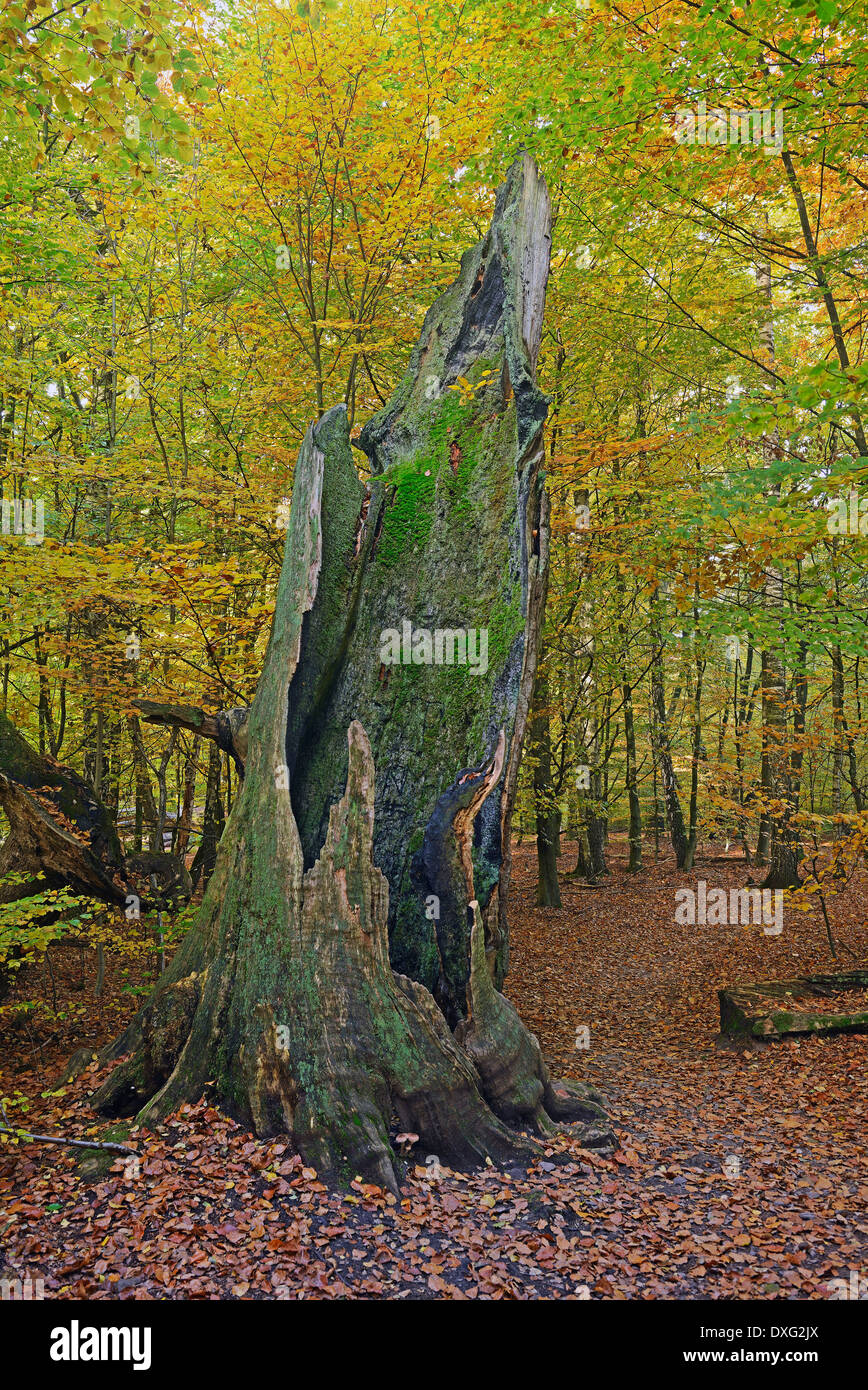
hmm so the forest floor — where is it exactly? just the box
[1,837,867,1300]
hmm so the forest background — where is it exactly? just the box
[2,0,867,1022]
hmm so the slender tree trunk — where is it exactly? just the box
[531,675,561,907]
[734,653,760,863]
[682,594,705,872]
[832,646,845,828]
[781,151,868,459]
[175,735,201,862]
[190,740,225,891]
[756,252,800,888]
[760,600,800,887]
[790,638,808,813]
[650,593,688,866]
[130,716,162,854]
[616,617,642,871]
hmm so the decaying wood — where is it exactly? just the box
[133,700,249,774]
[283,153,554,1015]
[82,156,612,1188]
[0,712,190,911]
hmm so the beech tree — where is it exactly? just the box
[83,156,612,1192]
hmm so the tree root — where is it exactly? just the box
[93,723,539,1194]
[456,901,614,1150]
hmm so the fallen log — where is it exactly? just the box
[0,712,190,911]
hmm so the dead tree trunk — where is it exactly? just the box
[0,712,191,910]
[132,700,248,777]
[90,156,612,1190]
[0,710,125,899]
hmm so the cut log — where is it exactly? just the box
[718,970,868,1042]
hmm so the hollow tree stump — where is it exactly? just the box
[90,155,613,1190]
